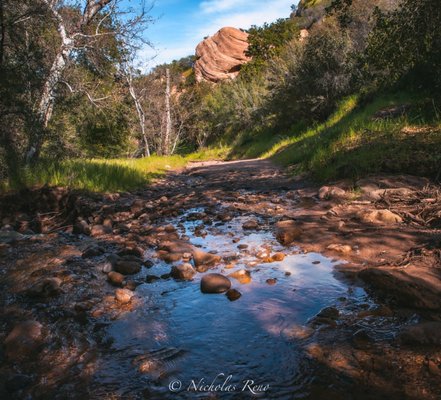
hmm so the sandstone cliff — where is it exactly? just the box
[194,27,251,83]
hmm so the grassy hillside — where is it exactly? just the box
[230,92,441,181]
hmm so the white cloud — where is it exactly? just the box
[200,0,250,14]
[196,0,295,38]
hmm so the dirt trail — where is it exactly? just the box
[1,158,441,399]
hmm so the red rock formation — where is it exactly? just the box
[194,27,251,83]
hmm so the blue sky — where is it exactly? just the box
[139,0,297,67]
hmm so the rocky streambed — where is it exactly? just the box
[0,159,440,399]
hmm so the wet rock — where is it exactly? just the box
[242,219,259,230]
[357,305,393,318]
[158,251,183,263]
[200,273,231,294]
[357,209,403,225]
[193,249,221,268]
[103,217,113,231]
[182,252,192,262]
[73,219,91,235]
[146,275,161,283]
[112,256,142,275]
[82,245,104,258]
[229,269,251,284]
[318,186,347,201]
[326,244,352,254]
[118,246,144,258]
[90,224,110,236]
[131,199,145,214]
[256,248,271,259]
[171,263,196,281]
[317,306,339,320]
[399,322,441,345]
[226,289,242,301]
[107,271,125,287]
[271,252,285,262]
[237,244,248,250]
[164,224,177,233]
[4,320,43,361]
[101,261,113,273]
[358,267,441,310]
[124,280,140,290]
[115,288,134,304]
[27,277,62,298]
[266,278,277,285]
[275,220,301,245]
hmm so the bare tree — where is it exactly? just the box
[163,67,171,155]
[124,63,151,157]
[26,0,153,163]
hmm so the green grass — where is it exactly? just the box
[230,92,441,181]
[1,147,229,193]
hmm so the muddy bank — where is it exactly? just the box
[0,159,440,399]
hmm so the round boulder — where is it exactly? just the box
[200,273,231,294]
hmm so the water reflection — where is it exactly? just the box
[94,210,371,398]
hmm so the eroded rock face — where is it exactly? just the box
[194,27,251,83]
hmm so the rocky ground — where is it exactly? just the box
[0,159,440,399]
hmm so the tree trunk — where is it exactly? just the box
[163,68,172,156]
[128,82,150,157]
[26,1,74,164]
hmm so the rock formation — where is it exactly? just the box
[194,27,251,83]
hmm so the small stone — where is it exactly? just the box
[113,258,142,275]
[242,219,259,230]
[266,278,277,285]
[171,263,196,281]
[107,271,125,287]
[200,273,231,294]
[73,219,91,235]
[237,244,248,250]
[275,220,301,245]
[326,244,352,254]
[256,249,270,259]
[124,280,139,291]
[115,288,134,304]
[193,249,221,267]
[229,269,252,284]
[226,289,242,301]
[357,209,403,225]
[271,252,285,262]
[318,186,347,201]
[101,262,113,273]
[182,252,192,262]
[90,225,108,236]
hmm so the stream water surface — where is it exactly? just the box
[92,209,374,399]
